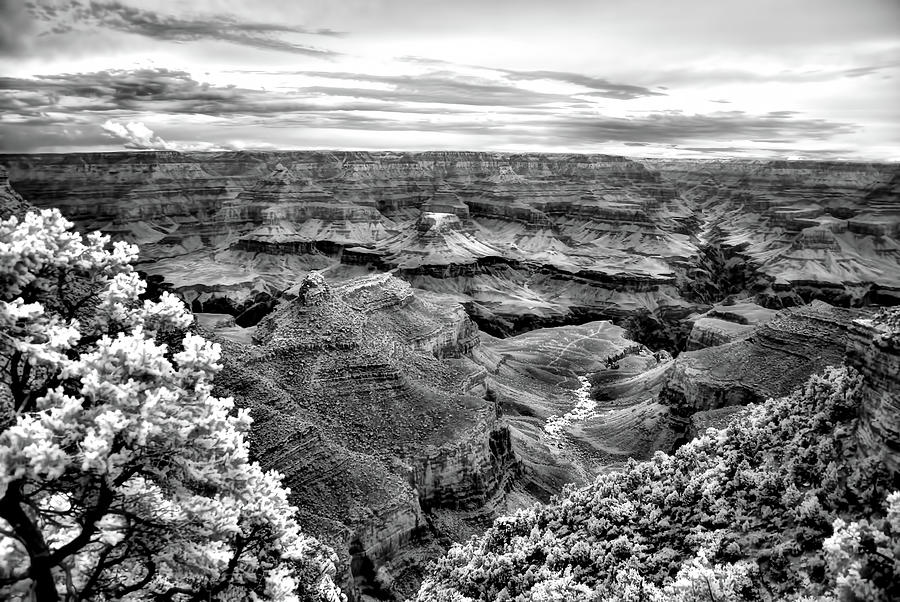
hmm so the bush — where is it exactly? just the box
[417,363,894,601]
[0,210,344,601]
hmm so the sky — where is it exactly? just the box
[0,0,898,159]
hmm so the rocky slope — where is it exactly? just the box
[4,151,899,598]
[201,269,683,599]
[647,159,900,306]
[210,272,519,600]
[845,315,900,476]
[661,301,859,408]
[0,166,34,220]
[4,152,895,341]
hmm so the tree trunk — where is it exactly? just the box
[0,482,59,602]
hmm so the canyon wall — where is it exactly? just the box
[845,319,900,477]
[661,301,860,414]
[0,166,34,220]
[647,158,900,306]
[210,272,518,600]
[3,152,897,340]
[657,301,863,450]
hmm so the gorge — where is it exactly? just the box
[1,152,898,600]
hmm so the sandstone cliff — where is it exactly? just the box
[684,300,777,350]
[7,152,895,342]
[0,166,33,220]
[210,273,516,600]
[661,301,860,415]
[845,318,900,476]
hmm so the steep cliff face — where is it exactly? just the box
[0,166,34,220]
[660,301,861,417]
[685,301,778,350]
[844,319,900,476]
[1,152,232,233]
[686,317,752,350]
[649,158,900,305]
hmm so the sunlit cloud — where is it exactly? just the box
[0,0,897,159]
[101,119,172,149]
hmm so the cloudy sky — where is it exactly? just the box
[1,0,898,159]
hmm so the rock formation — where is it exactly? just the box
[3,150,899,597]
[5,151,895,340]
[647,158,900,306]
[210,272,517,600]
[0,166,33,220]
[684,300,777,350]
[845,317,900,477]
[660,300,863,448]
[662,301,860,412]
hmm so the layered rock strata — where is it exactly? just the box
[844,319,900,477]
[210,273,516,600]
[685,300,778,351]
[4,152,898,338]
[648,158,900,305]
[0,166,34,220]
[661,301,861,414]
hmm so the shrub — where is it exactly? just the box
[0,210,344,601]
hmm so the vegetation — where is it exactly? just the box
[417,362,898,601]
[0,210,343,601]
[872,306,900,345]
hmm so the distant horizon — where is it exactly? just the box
[2,1,899,160]
[1,148,897,165]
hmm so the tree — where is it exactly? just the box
[822,492,900,602]
[416,360,896,602]
[0,210,344,601]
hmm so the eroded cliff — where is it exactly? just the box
[661,301,860,412]
[0,166,33,220]
[845,317,900,477]
[4,151,899,598]
[210,272,517,600]
[6,151,895,341]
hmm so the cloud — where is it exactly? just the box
[647,56,900,87]
[0,1,38,55]
[1,68,282,116]
[541,110,858,145]
[399,57,664,100]
[500,69,665,100]
[225,106,857,150]
[20,0,341,58]
[0,67,585,117]
[101,120,172,149]
[99,119,234,151]
[0,68,867,157]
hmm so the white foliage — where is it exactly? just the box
[0,210,344,601]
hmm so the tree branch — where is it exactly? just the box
[0,568,32,587]
[49,480,114,565]
[114,543,156,599]
[186,531,250,602]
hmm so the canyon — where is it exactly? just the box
[3,152,898,338]
[1,152,898,600]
